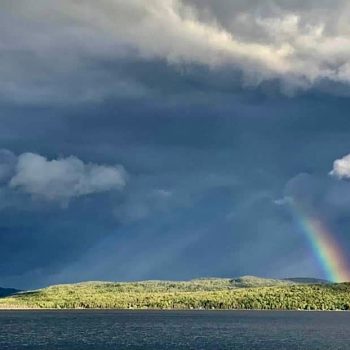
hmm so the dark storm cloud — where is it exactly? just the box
[1,92,350,288]
[2,0,350,105]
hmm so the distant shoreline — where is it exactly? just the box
[1,277,349,311]
[0,308,348,312]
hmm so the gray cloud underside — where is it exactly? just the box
[2,0,350,103]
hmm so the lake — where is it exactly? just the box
[0,310,349,349]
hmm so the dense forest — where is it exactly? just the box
[0,276,349,310]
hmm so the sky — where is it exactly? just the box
[1,0,350,289]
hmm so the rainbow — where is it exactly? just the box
[290,199,350,283]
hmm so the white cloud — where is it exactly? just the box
[8,152,127,202]
[330,154,350,179]
[2,0,350,100]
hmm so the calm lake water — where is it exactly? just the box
[0,310,349,349]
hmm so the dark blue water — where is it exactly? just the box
[0,310,349,349]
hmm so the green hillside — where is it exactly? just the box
[1,276,348,311]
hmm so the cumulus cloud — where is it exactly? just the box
[0,151,127,202]
[2,0,350,102]
[330,154,350,179]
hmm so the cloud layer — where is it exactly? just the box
[2,0,350,103]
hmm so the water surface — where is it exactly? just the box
[0,310,349,349]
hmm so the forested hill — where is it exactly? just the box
[1,276,349,311]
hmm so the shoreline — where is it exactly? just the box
[0,308,348,312]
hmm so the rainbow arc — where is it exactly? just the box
[291,199,350,283]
